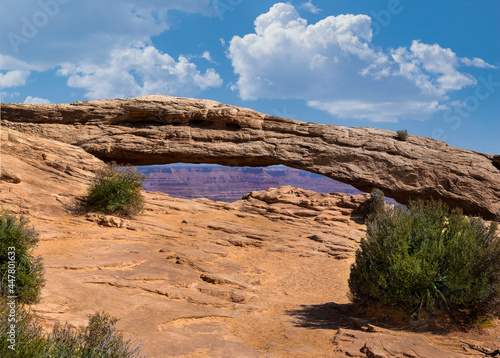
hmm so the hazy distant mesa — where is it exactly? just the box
[139,165,363,202]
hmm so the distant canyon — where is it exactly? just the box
[138,165,365,202]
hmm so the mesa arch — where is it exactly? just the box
[2,95,500,220]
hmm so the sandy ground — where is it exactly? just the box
[1,127,499,357]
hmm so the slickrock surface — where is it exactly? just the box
[1,126,499,357]
[3,95,500,220]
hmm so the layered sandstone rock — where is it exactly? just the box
[1,126,498,357]
[3,95,500,220]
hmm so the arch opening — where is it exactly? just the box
[136,163,397,204]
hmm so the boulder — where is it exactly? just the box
[1,168,22,183]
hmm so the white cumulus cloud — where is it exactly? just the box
[202,51,213,62]
[58,44,223,100]
[228,3,494,122]
[0,70,30,89]
[0,54,45,72]
[299,0,322,14]
[0,1,214,65]
[461,57,497,69]
[0,1,219,100]
[24,96,51,104]
[308,100,443,123]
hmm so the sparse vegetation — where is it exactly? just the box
[0,212,44,304]
[366,189,386,217]
[0,305,144,358]
[396,129,409,141]
[349,200,500,319]
[83,164,146,217]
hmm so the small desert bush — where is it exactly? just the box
[0,298,49,357]
[349,200,500,318]
[396,129,409,141]
[0,212,44,304]
[0,305,144,358]
[84,164,146,217]
[366,189,386,217]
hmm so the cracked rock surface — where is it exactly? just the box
[1,124,499,357]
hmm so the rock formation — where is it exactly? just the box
[2,124,499,357]
[3,95,500,220]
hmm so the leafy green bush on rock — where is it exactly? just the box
[84,164,146,217]
[0,212,44,304]
[349,200,500,318]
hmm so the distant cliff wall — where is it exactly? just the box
[139,165,363,202]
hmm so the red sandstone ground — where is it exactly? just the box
[1,126,499,357]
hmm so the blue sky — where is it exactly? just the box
[1,0,498,154]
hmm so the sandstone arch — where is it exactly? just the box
[2,95,500,220]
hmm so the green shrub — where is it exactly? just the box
[0,212,44,304]
[78,312,143,358]
[0,298,51,357]
[84,164,146,217]
[0,303,144,358]
[349,200,500,318]
[396,129,409,141]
